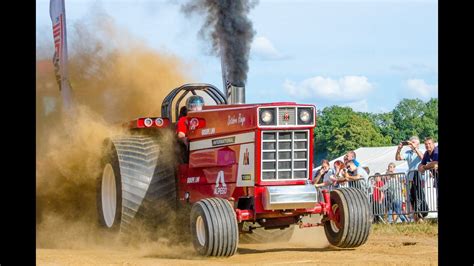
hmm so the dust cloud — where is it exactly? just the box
[36,9,194,254]
[289,216,330,248]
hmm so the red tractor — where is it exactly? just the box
[97,83,371,256]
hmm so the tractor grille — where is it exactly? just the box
[261,130,309,180]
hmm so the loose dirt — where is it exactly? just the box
[37,217,438,265]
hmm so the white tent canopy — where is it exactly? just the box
[314,144,436,176]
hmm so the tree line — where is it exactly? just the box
[313,98,438,164]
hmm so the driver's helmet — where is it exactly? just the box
[186,95,204,111]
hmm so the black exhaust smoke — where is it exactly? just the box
[182,0,258,103]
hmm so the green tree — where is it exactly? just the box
[314,106,355,163]
[392,99,425,142]
[420,98,438,141]
[363,112,398,144]
[392,98,438,142]
[329,114,391,159]
[314,106,391,163]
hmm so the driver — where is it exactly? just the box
[176,95,204,140]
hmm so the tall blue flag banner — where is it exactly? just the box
[50,0,73,110]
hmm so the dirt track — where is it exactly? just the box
[37,219,438,265]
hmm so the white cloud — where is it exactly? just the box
[405,79,438,100]
[251,36,286,60]
[283,75,374,102]
[341,99,369,112]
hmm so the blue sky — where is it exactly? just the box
[36,0,438,113]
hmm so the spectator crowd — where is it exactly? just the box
[313,136,438,224]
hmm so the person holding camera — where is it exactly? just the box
[396,136,424,164]
[395,136,427,222]
[341,160,369,193]
[315,160,345,191]
[313,159,330,185]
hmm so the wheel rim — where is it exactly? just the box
[330,204,341,233]
[102,163,117,228]
[196,215,206,246]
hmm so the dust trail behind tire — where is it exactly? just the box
[288,215,330,248]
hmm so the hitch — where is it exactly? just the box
[298,189,333,229]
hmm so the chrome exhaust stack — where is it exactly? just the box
[227,84,245,104]
[221,52,245,104]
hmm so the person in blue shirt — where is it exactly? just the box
[396,136,426,221]
[396,136,424,180]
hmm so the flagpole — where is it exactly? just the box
[50,0,74,113]
[60,0,73,111]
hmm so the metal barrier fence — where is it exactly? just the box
[318,169,438,224]
[368,172,410,223]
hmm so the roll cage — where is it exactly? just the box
[161,83,227,122]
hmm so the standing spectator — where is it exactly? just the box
[418,137,439,210]
[371,173,385,223]
[418,137,438,175]
[313,160,330,185]
[396,136,426,222]
[395,136,424,172]
[383,162,397,175]
[381,163,407,223]
[316,160,345,191]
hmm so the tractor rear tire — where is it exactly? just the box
[323,187,371,248]
[239,224,295,244]
[190,198,239,257]
[97,141,122,230]
[97,136,176,233]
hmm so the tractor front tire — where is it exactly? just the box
[323,187,371,248]
[190,198,239,257]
